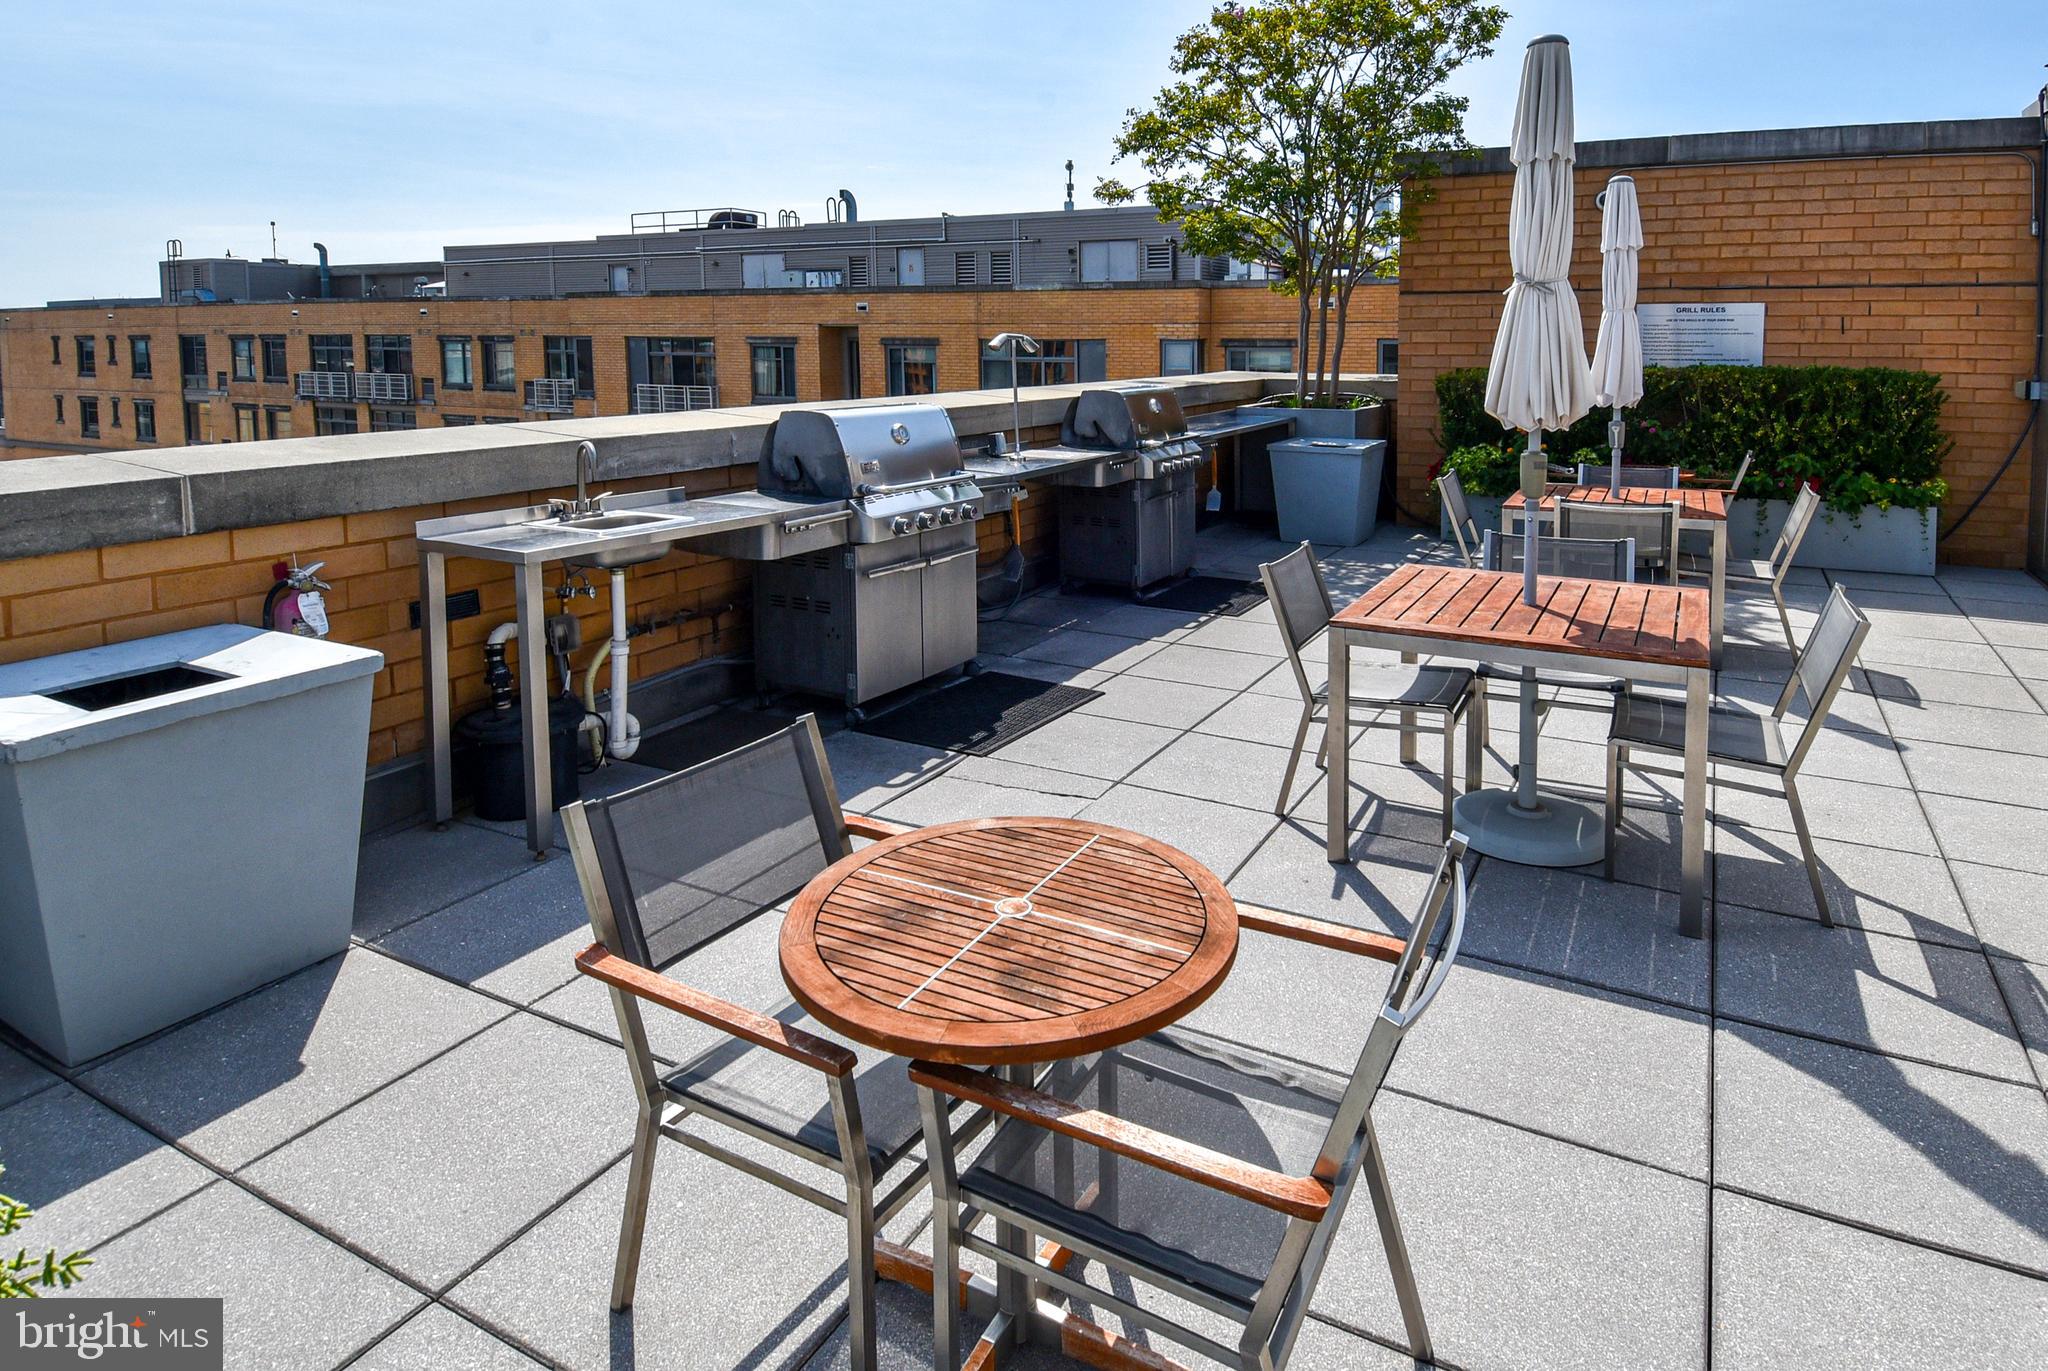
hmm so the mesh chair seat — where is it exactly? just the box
[1475,662,1626,693]
[1611,692,1789,771]
[958,1028,1347,1311]
[1315,663,1475,711]
[662,999,928,1170]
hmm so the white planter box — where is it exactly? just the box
[1728,499,1938,575]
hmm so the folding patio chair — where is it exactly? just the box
[1677,450,1753,568]
[1260,542,1480,827]
[913,834,1471,1370]
[1474,529,1636,755]
[1575,462,1681,488]
[1680,481,1821,651]
[1436,468,1483,567]
[1559,497,1677,582]
[1604,585,1871,923]
[563,716,974,1371]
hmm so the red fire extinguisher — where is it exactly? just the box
[263,560,332,637]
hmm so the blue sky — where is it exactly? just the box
[1,1,2040,306]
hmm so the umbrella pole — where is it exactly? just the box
[1609,414,1626,493]
[1517,428,1542,811]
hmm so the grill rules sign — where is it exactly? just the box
[1636,303,1765,367]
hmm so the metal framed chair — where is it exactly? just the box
[1559,498,1677,581]
[1474,529,1634,749]
[1605,585,1870,923]
[912,835,1471,1370]
[1576,462,1680,488]
[1436,468,1482,567]
[1680,482,1820,651]
[1726,450,1755,496]
[1259,543,1480,828]
[563,716,975,1371]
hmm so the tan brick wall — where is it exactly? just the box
[1396,150,2041,567]
[1,282,1395,454]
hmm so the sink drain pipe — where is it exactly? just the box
[582,569,642,760]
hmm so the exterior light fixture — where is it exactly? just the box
[987,332,1041,457]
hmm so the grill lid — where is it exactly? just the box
[762,404,965,499]
[1061,385,1190,452]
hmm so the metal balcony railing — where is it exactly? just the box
[295,371,354,401]
[633,383,719,414]
[525,378,578,413]
[354,372,413,403]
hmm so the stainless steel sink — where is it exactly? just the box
[523,507,695,568]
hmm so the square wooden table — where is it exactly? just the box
[1328,564,1713,938]
[1504,484,1729,669]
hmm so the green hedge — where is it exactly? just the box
[1431,365,1950,512]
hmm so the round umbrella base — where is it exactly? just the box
[1453,788,1605,868]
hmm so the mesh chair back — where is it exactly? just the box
[1259,542,1335,683]
[1313,837,1469,1174]
[1436,470,1479,565]
[1728,451,1755,496]
[1558,499,1674,565]
[1577,463,1680,488]
[571,719,846,969]
[1785,587,1870,773]
[1768,484,1822,579]
[1480,529,1636,582]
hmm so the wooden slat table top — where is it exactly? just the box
[1504,484,1729,522]
[780,817,1239,1065]
[1330,564,1711,669]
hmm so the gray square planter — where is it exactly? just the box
[1728,499,1939,575]
[0,626,383,1064]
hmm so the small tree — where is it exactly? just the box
[1,1162,91,1298]
[1099,0,1504,405]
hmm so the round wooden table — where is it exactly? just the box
[779,817,1238,1065]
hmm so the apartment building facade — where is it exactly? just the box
[0,206,1397,457]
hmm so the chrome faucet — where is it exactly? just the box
[553,440,610,520]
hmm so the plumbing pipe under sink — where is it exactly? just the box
[581,568,640,760]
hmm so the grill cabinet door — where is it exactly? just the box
[852,541,929,703]
[918,526,980,678]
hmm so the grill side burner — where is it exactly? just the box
[1052,385,1206,591]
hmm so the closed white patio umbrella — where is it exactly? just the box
[1457,33,1603,868]
[1591,174,1645,491]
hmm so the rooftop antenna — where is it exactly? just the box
[270,220,278,257]
[1064,160,1075,212]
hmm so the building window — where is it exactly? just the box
[1224,339,1296,372]
[608,264,633,293]
[803,268,844,288]
[234,404,258,442]
[183,401,206,444]
[979,338,1105,388]
[231,335,257,381]
[896,247,925,286]
[261,334,288,381]
[480,336,515,391]
[442,413,476,426]
[885,342,938,396]
[543,336,594,397]
[50,336,60,364]
[750,341,797,403]
[78,396,99,437]
[134,399,157,442]
[366,334,412,375]
[129,335,153,378]
[626,337,716,391]
[178,334,207,386]
[309,334,354,372]
[370,407,417,432]
[75,335,96,377]
[1159,339,1203,376]
[1376,338,1399,374]
[110,397,121,427]
[53,395,63,423]
[440,336,473,388]
[481,416,517,424]
[1080,239,1140,283]
[314,405,359,436]
[263,405,291,440]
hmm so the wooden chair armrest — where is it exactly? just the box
[574,943,856,1078]
[844,812,914,841]
[1235,902,1405,964]
[909,1062,1332,1222]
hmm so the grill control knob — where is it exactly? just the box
[914,511,936,530]
[961,504,980,521]
[890,516,913,536]
[935,506,957,525]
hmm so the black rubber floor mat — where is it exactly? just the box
[854,672,1102,756]
[1136,576,1267,617]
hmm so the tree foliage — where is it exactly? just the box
[1099,0,1505,404]
[1,1162,91,1298]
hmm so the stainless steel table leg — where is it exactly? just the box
[514,562,552,858]
[998,1061,1034,1349]
[1681,666,1709,938]
[420,551,453,827]
[1710,521,1727,672]
[1399,649,1418,764]
[1327,628,1350,862]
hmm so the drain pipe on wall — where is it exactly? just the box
[581,570,641,760]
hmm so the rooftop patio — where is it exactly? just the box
[3,516,2047,1369]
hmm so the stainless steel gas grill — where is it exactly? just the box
[738,404,986,712]
[1049,385,1206,591]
